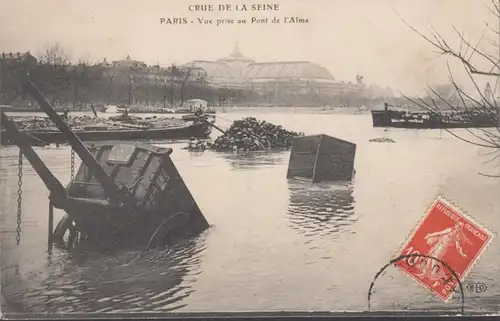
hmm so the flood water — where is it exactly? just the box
[1,109,499,315]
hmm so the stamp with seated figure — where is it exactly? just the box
[394,196,494,301]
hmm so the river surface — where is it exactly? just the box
[1,109,499,315]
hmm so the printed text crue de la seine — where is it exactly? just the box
[160,4,309,26]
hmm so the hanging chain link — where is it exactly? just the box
[70,148,75,181]
[16,149,23,245]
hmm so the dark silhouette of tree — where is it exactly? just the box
[37,42,72,105]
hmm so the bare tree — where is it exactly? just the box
[39,42,71,66]
[69,57,98,109]
[163,64,186,107]
[37,43,72,105]
[178,67,192,107]
[398,0,500,177]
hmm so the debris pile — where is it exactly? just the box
[11,116,101,131]
[186,117,303,152]
[369,137,396,143]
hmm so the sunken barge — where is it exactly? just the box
[1,76,210,249]
[371,103,499,129]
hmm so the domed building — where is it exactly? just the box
[183,43,254,88]
[245,61,359,96]
[217,43,256,82]
[183,43,361,101]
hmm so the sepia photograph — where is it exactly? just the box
[0,0,499,318]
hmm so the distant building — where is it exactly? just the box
[0,52,38,104]
[102,55,169,87]
[185,98,208,111]
[182,43,362,98]
[111,54,147,69]
[364,84,395,99]
[0,52,37,66]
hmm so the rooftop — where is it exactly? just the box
[245,61,335,80]
[217,43,255,63]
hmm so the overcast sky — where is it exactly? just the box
[0,0,497,95]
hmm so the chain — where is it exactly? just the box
[16,149,23,245]
[70,148,75,181]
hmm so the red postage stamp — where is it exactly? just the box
[394,196,494,301]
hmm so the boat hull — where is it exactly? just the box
[371,110,499,129]
[1,122,212,146]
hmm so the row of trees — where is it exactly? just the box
[1,43,399,108]
[1,44,104,107]
[0,44,247,108]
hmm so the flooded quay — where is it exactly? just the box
[1,111,500,315]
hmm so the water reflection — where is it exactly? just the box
[287,180,356,240]
[2,233,208,314]
[216,150,288,170]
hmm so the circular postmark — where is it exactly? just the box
[367,253,465,315]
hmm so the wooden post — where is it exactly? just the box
[48,201,54,251]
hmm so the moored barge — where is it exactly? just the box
[1,121,212,146]
[371,103,499,129]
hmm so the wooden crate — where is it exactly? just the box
[287,134,356,183]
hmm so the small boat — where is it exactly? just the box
[371,103,499,129]
[0,121,212,146]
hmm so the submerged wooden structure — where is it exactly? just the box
[53,142,209,247]
[1,76,209,249]
[287,134,356,183]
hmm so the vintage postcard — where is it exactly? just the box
[1,0,499,318]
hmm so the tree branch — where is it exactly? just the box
[397,13,500,77]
